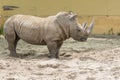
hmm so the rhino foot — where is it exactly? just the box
[48,54,59,59]
[9,53,19,58]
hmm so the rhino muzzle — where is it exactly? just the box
[79,19,94,42]
[80,37,87,42]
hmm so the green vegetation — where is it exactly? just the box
[0,26,3,35]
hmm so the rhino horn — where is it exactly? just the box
[87,19,94,34]
[82,22,87,29]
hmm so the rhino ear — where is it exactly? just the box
[69,14,78,20]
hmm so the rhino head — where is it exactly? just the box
[56,11,94,41]
[67,12,94,42]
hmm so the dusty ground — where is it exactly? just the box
[0,35,120,80]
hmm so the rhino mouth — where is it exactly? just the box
[80,37,87,42]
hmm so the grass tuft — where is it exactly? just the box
[0,26,3,35]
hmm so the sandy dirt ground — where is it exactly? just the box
[0,35,120,80]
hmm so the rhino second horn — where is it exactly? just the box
[87,19,94,34]
[82,22,87,29]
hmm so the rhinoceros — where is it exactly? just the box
[4,11,94,58]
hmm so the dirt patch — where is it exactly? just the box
[0,36,120,80]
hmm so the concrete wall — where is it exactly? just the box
[1,0,120,34]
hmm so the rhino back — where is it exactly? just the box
[11,15,62,44]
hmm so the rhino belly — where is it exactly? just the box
[15,27,45,45]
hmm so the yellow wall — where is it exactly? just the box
[1,0,120,34]
[1,0,120,16]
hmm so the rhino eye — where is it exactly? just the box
[77,29,81,32]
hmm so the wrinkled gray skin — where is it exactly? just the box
[4,11,94,58]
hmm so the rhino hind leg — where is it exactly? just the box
[5,31,20,57]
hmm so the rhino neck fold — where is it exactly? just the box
[56,19,70,40]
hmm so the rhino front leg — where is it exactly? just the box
[47,41,58,58]
[56,42,63,58]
